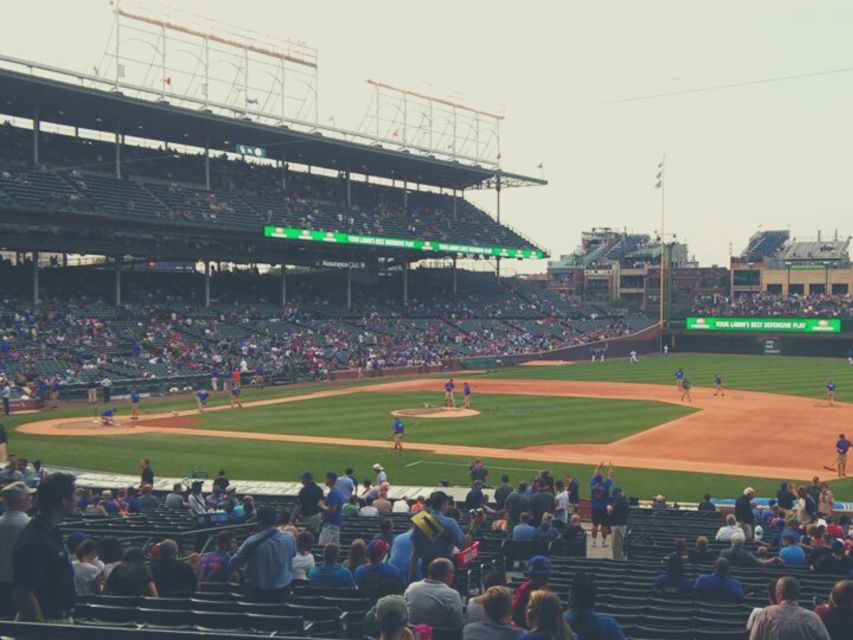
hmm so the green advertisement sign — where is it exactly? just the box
[263,226,545,259]
[685,316,841,334]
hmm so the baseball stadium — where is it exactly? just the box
[0,4,852,640]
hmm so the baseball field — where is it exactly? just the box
[8,353,853,502]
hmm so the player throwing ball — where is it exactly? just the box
[826,380,837,407]
[444,378,456,408]
[713,374,725,397]
[392,416,405,455]
[230,385,243,409]
[680,378,692,403]
[463,382,472,409]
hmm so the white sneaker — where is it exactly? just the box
[602,541,609,548]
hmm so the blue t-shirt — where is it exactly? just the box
[590,476,612,510]
[231,386,241,396]
[388,530,421,582]
[393,419,405,434]
[445,381,455,392]
[308,565,355,589]
[653,574,693,595]
[197,550,231,582]
[714,375,722,385]
[828,382,837,392]
[675,369,684,379]
[354,562,403,591]
[566,611,626,640]
[101,409,115,418]
[412,511,465,561]
[838,438,850,454]
[130,391,141,404]
[322,487,344,526]
[512,523,538,541]
[779,545,807,566]
[197,391,209,402]
[693,574,743,600]
[463,384,471,396]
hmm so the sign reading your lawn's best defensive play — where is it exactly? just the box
[686,316,841,333]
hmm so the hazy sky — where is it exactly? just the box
[2,1,853,274]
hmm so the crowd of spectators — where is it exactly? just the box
[690,293,853,318]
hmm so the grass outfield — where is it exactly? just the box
[5,357,853,501]
[197,392,696,447]
[489,353,853,398]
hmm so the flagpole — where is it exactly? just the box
[658,155,666,350]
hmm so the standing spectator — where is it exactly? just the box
[230,506,296,601]
[554,481,570,524]
[806,476,822,505]
[565,571,625,639]
[213,470,230,491]
[589,461,613,548]
[373,463,388,484]
[469,460,489,484]
[512,555,552,627]
[105,548,158,597]
[795,486,818,524]
[777,482,796,514]
[653,552,693,595]
[697,494,716,511]
[335,468,356,500]
[521,590,574,640]
[0,481,34,616]
[464,586,524,640]
[151,539,197,596]
[404,558,464,630]
[529,480,556,527]
[72,539,103,596]
[100,376,112,403]
[748,576,830,639]
[292,531,316,581]
[2,380,12,416]
[814,580,853,640]
[410,490,472,580]
[564,472,580,509]
[736,487,756,538]
[86,380,97,404]
[0,424,7,461]
[139,458,154,487]
[197,531,237,582]
[12,473,77,622]
[693,557,743,601]
[609,487,629,561]
[465,480,489,511]
[505,482,530,528]
[389,526,421,584]
[818,483,835,518]
[308,543,356,588]
[293,471,323,536]
[494,475,512,510]
[318,471,345,545]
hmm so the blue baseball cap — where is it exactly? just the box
[527,555,552,576]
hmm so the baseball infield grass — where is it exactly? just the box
[4,354,853,501]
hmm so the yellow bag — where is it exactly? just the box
[411,510,445,542]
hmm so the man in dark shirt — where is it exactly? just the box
[464,481,489,511]
[504,482,529,528]
[13,473,77,622]
[213,470,230,491]
[469,460,489,484]
[139,458,154,487]
[565,473,580,507]
[293,471,324,536]
[697,494,716,511]
[529,481,555,527]
[734,487,755,538]
[151,539,197,596]
[814,540,853,575]
[609,487,630,560]
[493,475,512,510]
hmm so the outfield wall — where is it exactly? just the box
[668,329,853,357]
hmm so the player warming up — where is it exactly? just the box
[590,461,613,548]
[444,378,456,408]
[629,350,639,363]
[680,378,692,403]
[826,380,837,407]
[675,368,685,391]
[836,433,850,478]
[230,384,243,409]
[130,388,141,420]
[713,374,725,397]
[196,388,209,413]
[101,408,117,426]
[463,382,472,408]
[392,416,405,455]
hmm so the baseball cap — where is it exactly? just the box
[300,471,314,482]
[744,487,755,495]
[367,538,390,557]
[527,555,552,576]
[372,463,383,471]
[1,481,35,503]
[612,486,624,495]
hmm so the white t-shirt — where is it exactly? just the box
[292,552,316,581]
[555,490,570,523]
[392,499,410,513]
[73,560,102,596]
[715,524,741,541]
[359,506,379,517]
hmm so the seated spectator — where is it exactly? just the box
[105,548,158,597]
[814,540,853,575]
[404,558,464,630]
[373,487,393,513]
[749,576,830,639]
[779,533,807,567]
[693,557,743,601]
[292,531,315,581]
[343,495,360,517]
[651,494,667,511]
[565,571,625,639]
[151,539,197,596]
[747,578,780,634]
[521,590,574,640]
[308,543,356,588]
[773,518,802,546]
[375,594,412,640]
[464,586,524,640]
[99,537,125,579]
[688,536,716,563]
[138,484,159,512]
[164,483,186,509]
[373,519,395,547]
[563,514,587,547]
[653,552,693,595]
[697,494,716,511]
[72,539,103,596]
[410,496,426,513]
[197,531,237,583]
[513,513,538,541]
[513,555,552,627]
[187,481,207,514]
[355,539,403,594]
[362,584,408,639]
[815,580,853,640]
[343,538,367,576]
[715,514,741,541]
[466,571,508,624]
[721,532,781,567]
[809,533,835,569]
[359,502,380,517]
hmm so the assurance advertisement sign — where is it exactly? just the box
[685,317,841,334]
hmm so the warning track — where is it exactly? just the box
[17,378,849,481]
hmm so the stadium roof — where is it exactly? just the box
[0,64,546,191]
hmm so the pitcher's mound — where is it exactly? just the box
[392,407,480,419]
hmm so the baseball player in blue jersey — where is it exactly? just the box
[675,368,685,391]
[392,417,405,455]
[196,389,210,412]
[680,378,692,403]
[463,382,473,409]
[230,385,243,409]
[826,380,837,407]
[836,433,850,478]
[713,374,725,397]
[130,389,142,420]
[444,378,456,408]
[101,408,117,426]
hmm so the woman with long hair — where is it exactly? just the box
[521,590,573,639]
[343,538,367,575]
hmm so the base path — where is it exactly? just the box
[17,378,850,481]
